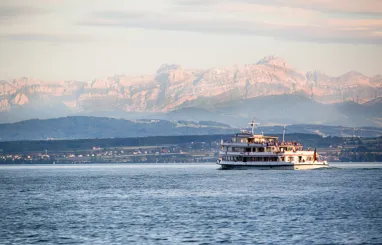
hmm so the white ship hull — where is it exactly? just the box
[217,160,329,170]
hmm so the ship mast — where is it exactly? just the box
[248,117,260,135]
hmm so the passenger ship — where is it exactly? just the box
[216,119,329,170]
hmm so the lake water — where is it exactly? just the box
[0,163,381,244]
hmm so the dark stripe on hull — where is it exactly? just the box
[219,164,328,170]
[220,164,294,170]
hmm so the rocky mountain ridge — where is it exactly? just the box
[1,56,381,123]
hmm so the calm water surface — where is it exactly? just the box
[0,163,381,244]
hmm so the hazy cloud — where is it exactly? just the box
[80,10,382,44]
[0,5,48,22]
[176,0,382,15]
[1,0,381,80]
[0,33,89,43]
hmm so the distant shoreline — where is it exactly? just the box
[1,133,381,163]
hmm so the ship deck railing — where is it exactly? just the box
[219,151,315,156]
[221,141,303,147]
[221,142,266,146]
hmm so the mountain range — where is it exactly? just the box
[1,55,381,126]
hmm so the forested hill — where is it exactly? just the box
[0,116,381,141]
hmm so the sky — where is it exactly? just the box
[0,0,381,81]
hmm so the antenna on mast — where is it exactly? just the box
[282,125,287,142]
[248,117,260,135]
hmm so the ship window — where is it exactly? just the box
[245,148,251,152]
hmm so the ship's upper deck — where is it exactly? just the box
[223,120,303,149]
[222,132,303,150]
[231,132,279,144]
